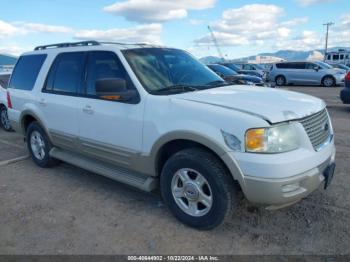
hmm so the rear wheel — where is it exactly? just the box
[275,75,286,86]
[26,122,59,168]
[322,76,335,87]
[160,148,236,230]
[0,106,12,132]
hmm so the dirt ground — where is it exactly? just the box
[0,86,349,255]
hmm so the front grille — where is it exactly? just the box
[299,109,332,151]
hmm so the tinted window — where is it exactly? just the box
[305,63,316,69]
[276,63,289,69]
[340,54,344,60]
[333,55,339,60]
[9,54,46,90]
[86,52,134,96]
[46,52,85,94]
[289,62,305,69]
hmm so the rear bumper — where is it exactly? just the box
[340,88,350,104]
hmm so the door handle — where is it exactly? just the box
[39,98,47,106]
[83,105,94,114]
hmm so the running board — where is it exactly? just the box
[49,147,158,192]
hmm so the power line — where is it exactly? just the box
[323,22,334,62]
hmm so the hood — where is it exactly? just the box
[174,85,325,123]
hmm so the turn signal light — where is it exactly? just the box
[245,128,265,151]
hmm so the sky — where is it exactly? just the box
[0,0,349,58]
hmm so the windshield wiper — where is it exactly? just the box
[205,80,230,87]
[152,84,201,94]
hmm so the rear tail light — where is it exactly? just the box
[6,91,12,109]
[345,72,350,81]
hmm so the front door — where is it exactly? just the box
[78,51,144,168]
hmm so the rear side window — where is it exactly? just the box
[276,63,289,69]
[9,54,46,90]
[45,52,85,94]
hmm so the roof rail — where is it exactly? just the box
[34,40,100,51]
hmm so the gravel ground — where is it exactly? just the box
[0,86,349,255]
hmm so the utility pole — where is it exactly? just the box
[323,22,334,62]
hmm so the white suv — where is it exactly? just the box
[7,41,336,229]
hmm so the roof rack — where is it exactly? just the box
[34,40,100,51]
[33,40,160,51]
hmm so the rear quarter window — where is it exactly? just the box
[9,54,47,90]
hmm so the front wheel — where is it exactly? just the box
[322,76,335,87]
[275,75,286,86]
[0,106,12,132]
[160,148,236,230]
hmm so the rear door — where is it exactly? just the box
[77,51,144,168]
[39,52,86,151]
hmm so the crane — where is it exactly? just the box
[207,25,224,60]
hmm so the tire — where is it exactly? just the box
[160,148,236,230]
[26,121,59,168]
[322,76,335,88]
[0,105,12,132]
[275,75,286,86]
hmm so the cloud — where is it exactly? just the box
[0,20,20,38]
[103,0,216,23]
[195,4,308,46]
[75,23,162,44]
[21,23,73,34]
[0,20,73,38]
[295,0,334,6]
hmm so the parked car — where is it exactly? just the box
[0,72,12,131]
[269,61,345,87]
[8,41,336,229]
[207,64,265,86]
[234,63,267,79]
[331,63,350,73]
[340,71,350,104]
[219,62,264,78]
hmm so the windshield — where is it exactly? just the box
[315,61,333,69]
[122,48,225,94]
[208,64,237,76]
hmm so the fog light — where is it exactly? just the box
[282,183,300,193]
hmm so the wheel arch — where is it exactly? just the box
[150,131,245,190]
[19,110,52,141]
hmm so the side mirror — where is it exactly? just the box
[313,66,320,71]
[95,78,137,102]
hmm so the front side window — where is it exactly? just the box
[122,48,223,94]
[86,51,134,96]
[45,52,85,94]
[9,54,46,90]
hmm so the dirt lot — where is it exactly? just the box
[0,86,349,255]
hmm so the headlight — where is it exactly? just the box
[245,123,299,153]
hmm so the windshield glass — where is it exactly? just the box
[208,64,237,76]
[315,61,333,69]
[122,48,224,94]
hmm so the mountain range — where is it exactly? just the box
[0,54,18,66]
[199,47,350,64]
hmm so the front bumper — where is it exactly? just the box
[223,138,336,208]
[335,74,345,85]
